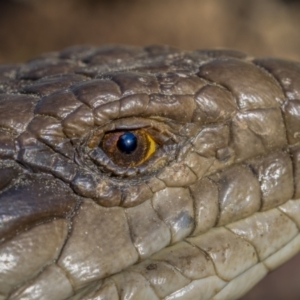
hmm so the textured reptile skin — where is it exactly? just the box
[0,45,299,300]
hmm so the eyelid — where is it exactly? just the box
[82,118,179,177]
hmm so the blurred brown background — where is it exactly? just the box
[1,0,300,63]
[1,0,300,299]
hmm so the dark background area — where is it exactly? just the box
[0,0,300,299]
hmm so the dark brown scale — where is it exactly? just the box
[0,45,299,300]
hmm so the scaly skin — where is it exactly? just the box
[0,45,299,300]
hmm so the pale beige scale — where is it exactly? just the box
[0,45,299,299]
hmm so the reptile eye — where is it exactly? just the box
[101,129,156,167]
[85,119,178,176]
[117,132,137,154]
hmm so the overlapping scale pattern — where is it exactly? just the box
[0,45,299,300]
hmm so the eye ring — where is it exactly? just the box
[82,117,180,177]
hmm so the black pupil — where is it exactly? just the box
[117,132,137,154]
